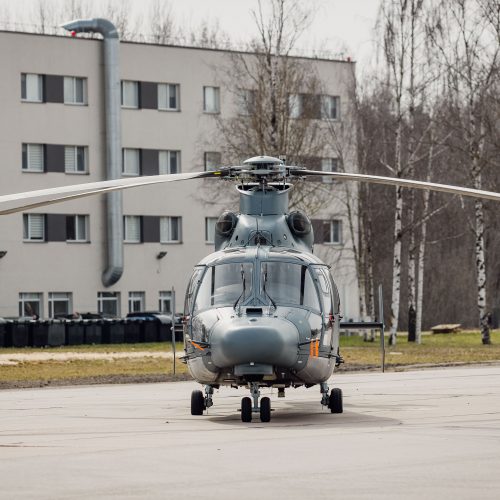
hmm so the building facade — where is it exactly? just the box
[0,30,360,320]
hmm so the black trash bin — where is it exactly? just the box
[66,321,85,345]
[0,320,10,347]
[124,320,141,343]
[84,320,102,345]
[48,321,65,347]
[102,320,125,344]
[143,318,159,343]
[11,321,29,347]
[31,321,50,347]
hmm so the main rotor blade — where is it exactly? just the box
[0,171,216,215]
[296,170,500,203]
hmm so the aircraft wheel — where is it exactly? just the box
[329,388,343,414]
[260,397,271,422]
[241,397,252,422]
[191,390,205,415]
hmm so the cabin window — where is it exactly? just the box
[193,263,253,313]
[261,262,320,310]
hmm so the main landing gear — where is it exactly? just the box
[320,382,343,413]
[191,385,214,416]
[241,382,271,423]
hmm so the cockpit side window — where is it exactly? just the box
[312,266,338,316]
[261,262,320,310]
[193,263,253,314]
[185,267,204,315]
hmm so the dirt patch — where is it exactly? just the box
[0,372,193,390]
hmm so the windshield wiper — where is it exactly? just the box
[262,264,277,310]
[233,265,247,310]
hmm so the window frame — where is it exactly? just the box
[205,217,218,244]
[22,143,45,173]
[21,73,43,103]
[63,76,87,105]
[124,215,142,243]
[159,150,181,174]
[66,214,89,242]
[64,145,88,174]
[97,292,120,318]
[128,291,145,313]
[158,83,180,111]
[19,292,43,318]
[121,80,140,109]
[204,151,221,171]
[23,213,46,242]
[321,157,338,183]
[122,148,141,176]
[203,86,220,114]
[48,292,73,318]
[160,216,182,244]
[321,95,340,121]
[325,220,343,245]
[159,291,172,313]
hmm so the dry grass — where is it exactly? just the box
[339,330,500,370]
[0,331,499,387]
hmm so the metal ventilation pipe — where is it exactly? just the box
[61,18,123,287]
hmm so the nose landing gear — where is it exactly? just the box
[320,382,343,413]
[240,382,272,422]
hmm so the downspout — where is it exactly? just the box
[61,18,123,287]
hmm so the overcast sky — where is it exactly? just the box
[1,0,381,64]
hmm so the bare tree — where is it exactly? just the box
[149,0,175,45]
[428,0,499,344]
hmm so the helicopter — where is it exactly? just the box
[2,155,500,422]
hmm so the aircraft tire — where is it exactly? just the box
[191,390,205,415]
[260,397,271,422]
[329,388,343,414]
[241,397,252,422]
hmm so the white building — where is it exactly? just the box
[0,29,360,320]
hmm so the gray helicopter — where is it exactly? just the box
[2,154,500,423]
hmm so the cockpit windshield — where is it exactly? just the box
[261,262,320,310]
[193,263,253,313]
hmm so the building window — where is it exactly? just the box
[204,152,221,171]
[21,73,43,102]
[205,217,217,243]
[97,292,120,318]
[321,95,340,120]
[64,76,87,105]
[321,158,338,183]
[239,89,255,115]
[19,292,43,318]
[121,80,139,108]
[158,83,179,110]
[203,86,220,113]
[23,214,45,241]
[124,215,142,243]
[128,291,145,313]
[66,215,88,242]
[159,291,172,313]
[122,148,140,176]
[326,220,342,244]
[65,146,87,173]
[48,292,72,318]
[160,216,181,243]
[159,150,180,174]
[22,143,45,172]
[288,93,303,118]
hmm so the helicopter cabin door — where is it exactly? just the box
[312,266,338,354]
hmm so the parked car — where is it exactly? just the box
[126,311,178,325]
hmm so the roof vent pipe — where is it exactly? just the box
[61,18,123,287]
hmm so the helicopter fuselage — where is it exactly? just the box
[183,246,341,388]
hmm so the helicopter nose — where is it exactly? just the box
[210,316,299,368]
